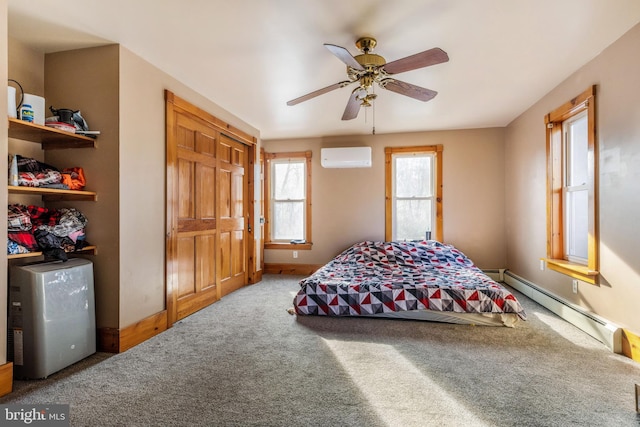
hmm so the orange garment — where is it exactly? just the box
[61,167,86,190]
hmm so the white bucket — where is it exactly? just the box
[23,93,45,125]
[7,86,17,118]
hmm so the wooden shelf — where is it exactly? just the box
[8,185,97,201]
[8,118,96,149]
[8,245,97,260]
[7,119,98,261]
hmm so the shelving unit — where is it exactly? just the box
[8,185,97,201]
[8,118,98,259]
[8,246,97,260]
[8,118,96,149]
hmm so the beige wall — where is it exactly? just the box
[117,46,260,327]
[45,45,121,328]
[8,38,45,182]
[263,127,507,269]
[8,37,42,97]
[505,22,640,333]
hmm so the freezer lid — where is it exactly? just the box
[14,258,93,273]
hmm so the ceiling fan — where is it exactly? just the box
[286,37,449,120]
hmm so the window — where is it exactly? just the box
[564,111,589,263]
[264,151,312,249]
[385,145,443,242]
[544,85,598,284]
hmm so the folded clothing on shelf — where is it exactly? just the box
[44,121,76,133]
[16,155,63,188]
[61,167,86,190]
[7,204,89,260]
[14,155,86,190]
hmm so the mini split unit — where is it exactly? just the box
[320,147,372,168]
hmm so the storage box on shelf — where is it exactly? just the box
[7,118,97,260]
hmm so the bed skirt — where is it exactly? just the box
[364,309,520,327]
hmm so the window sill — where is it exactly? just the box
[265,242,312,250]
[543,258,598,285]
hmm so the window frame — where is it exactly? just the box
[264,151,312,250]
[385,145,443,242]
[544,85,598,284]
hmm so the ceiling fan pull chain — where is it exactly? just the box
[372,107,376,135]
[364,100,369,124]
[372,86,376,135]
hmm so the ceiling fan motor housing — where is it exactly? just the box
[349,53,386,85]
[348,37,387,83]
[354,53,386,70]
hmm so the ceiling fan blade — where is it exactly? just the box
[324,44,365,71]
[342,88,365,120]
[287,81,352,106]
[382,47,449,75]
[380,79,438,102]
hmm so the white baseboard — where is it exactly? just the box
[482,269,504,282]
[502,270,622,353]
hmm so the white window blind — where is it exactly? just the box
[392,153,434,241]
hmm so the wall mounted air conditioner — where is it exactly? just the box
[321,147,372,168]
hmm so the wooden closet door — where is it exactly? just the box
[167,91,255,327]
[217,134,248,296]
[171,112,219,321]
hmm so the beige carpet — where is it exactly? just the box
[2,274,639,426]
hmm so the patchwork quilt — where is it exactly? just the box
[293,240,527,320]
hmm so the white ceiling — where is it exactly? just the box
[7,0,640,140]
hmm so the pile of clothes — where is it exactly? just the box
[16,155,86,190]
[7,204,89,260]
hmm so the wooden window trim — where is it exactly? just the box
[264,242,312,250]
[544,85,598,284]
[385,145,443,242]
[264,151,312,249]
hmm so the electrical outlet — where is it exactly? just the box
[293,251,298,259]
[540,259,546,271]
[572,280,578,294]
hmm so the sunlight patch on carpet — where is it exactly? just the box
[533,311,605,350]
[322,338,489,427]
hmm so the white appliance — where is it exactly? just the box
[321,147,372,168]
[8,258,96,379]
[22,93,45,125]
[7,86,17,118]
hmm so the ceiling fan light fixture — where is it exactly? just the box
[361,93,377,108]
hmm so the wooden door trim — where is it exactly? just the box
[0,363,13,397]
[247,143,258,284]
[165,90,256,146]
[166,92,178,327]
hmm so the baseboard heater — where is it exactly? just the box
[498,269,621,353]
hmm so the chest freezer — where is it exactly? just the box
[8,258,96,379]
